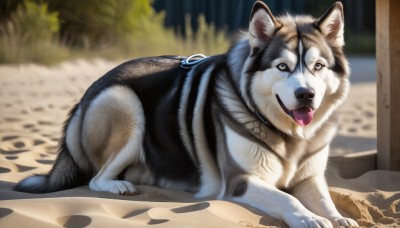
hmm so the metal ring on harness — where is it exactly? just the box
[180,54,208,69]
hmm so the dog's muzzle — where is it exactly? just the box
[276,93,315,126]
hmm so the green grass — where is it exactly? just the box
[0,22,70,64]
[0,18,229,65]
[64,15,230,63]
[0,0,70,64]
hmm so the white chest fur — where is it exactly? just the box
[223,124,326,189]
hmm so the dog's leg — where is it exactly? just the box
[290,145,359,227]
[88,137,142,195]
[291,175,359,227]
[230,175,334,228]
[82,86,145,195]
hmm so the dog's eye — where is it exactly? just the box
[314,63,324,71]
[277,63,289,72]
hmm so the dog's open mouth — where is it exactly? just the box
[276,95,315,126]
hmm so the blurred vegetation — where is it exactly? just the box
[0,0,229,64]
[0,0,69,64]
[0,0,375,65]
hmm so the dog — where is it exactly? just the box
[15,1,359,227]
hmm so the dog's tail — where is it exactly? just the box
[14,144,88,193]
[14,104,90,193]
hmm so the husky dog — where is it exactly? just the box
[15,1,358,227]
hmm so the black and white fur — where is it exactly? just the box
[15,2,358,227]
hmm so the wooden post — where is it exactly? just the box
[376,0,400,170]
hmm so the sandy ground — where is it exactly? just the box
[0,57,398,228]
[331,57,377,156]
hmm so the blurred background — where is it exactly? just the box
[0,0,375,65]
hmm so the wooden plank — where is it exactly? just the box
[376,0,400,170]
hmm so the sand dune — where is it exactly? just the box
[0,59,398,228]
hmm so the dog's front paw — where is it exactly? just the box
[89,179,139,195]
[284,213,333,228]
[331,216,359,227]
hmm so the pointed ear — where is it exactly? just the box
[316,2,345,47]
[249,1,280,49]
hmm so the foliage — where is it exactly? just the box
[0,0,375,65]
[48,0,155,48]
[0,0,229,64]
[14,0,59,40]
[47,0,229,56]
[0,0,69,64]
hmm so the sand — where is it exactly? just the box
[0,59,398,228]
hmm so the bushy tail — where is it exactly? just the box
[14,141,89,193]
[15,103,90,193]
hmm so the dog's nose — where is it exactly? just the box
[295,87,315,102]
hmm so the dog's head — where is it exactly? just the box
[235,1,349,138]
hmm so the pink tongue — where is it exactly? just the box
[291,107,315,126]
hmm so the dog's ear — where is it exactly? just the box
[249,1,279,49]
[316,2,345,47]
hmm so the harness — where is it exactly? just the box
[180,54,209,69]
